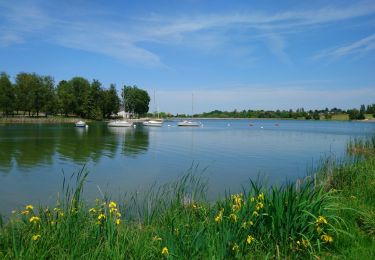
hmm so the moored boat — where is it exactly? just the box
[108,120,133,127]
[177,120,201,127]
[143,120,163,127]
[75,121,87,127]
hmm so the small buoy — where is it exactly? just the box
[260,126,264,129]
[133,125,136,128]
[85,125,89,128]
[167,124,171,127]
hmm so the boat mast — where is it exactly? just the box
[192,93,194,117]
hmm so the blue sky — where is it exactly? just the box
[0,0,374,114]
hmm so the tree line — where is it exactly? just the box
[185,105,375,120]
[0,72,150,119]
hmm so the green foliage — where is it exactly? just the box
[0,161,359,259]
[0,72,15,116]
[348,109,365,120]
[101,84,120,119]
[122,85,150,116]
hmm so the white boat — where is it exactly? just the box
[143,119,163,127]
[108,120,133,127]
[177,93,201,127]
[75,121,87,127]
[177,120,201,127]
[144,90,164,127]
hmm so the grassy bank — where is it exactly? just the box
[0,116,89,124]
[0,141,374,259]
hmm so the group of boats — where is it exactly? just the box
[75,119,201,128]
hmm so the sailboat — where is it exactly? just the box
[108,88,133,127]
[178,93,201,127]
[143,90,163,127]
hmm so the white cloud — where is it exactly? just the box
[0,1,375,65]
[313,33,375,60]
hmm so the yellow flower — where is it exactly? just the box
[21,210,30,215]
[250,197,255,202]
[116,212,121,217]
[110,207,118,214]
[115,219,121,225]
[98,214,106,221]
[232,243,239,252]
[246,235,255,244]
[257,193,264,201]
[316,216,328,225]
[53,207,60,212]
[215,208,224,223]
[302,238,309,248]
[161,246,169,255]
[32,234,41,241]
[29,216,40,224]
[109,201,117,208]
[255,202,264,211]
[229,213,238,223]
[89,208,96,214]
[321,234,333,243]
[26,205,34,211]
[231,193,243,206]
[59,212,64,217]
[252,211,259,217]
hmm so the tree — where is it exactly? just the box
[57,80,75,116]
[69,77,90,117]
[101,84,120,118]
[86,79,104,120]
[40,76,57,116]
[15,72,34,115]
[0,72,15,116]
[312,110,320,120]
[122,85,150,117]
[348,109,365,120]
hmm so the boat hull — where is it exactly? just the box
[75,121,87,127]
[177,120,201,127]
[108,121,133,127]
[143,120,163,127]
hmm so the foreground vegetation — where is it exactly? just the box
[0,139,374,258]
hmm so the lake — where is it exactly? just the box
[1,119,374,215]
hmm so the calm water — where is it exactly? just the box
[1,120,374,214]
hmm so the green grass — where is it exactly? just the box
[1,139,375,259]
[331,114,349,121]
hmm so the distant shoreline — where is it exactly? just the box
[1,116,374,124]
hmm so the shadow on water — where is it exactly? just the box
[0,123,150,172]
[121,123,149,157]
[0,124,56,172]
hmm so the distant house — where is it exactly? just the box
[116,110,132,119]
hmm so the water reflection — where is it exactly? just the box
[0,123,150,171]
[121,124,149,157]
[0,125,56,172]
